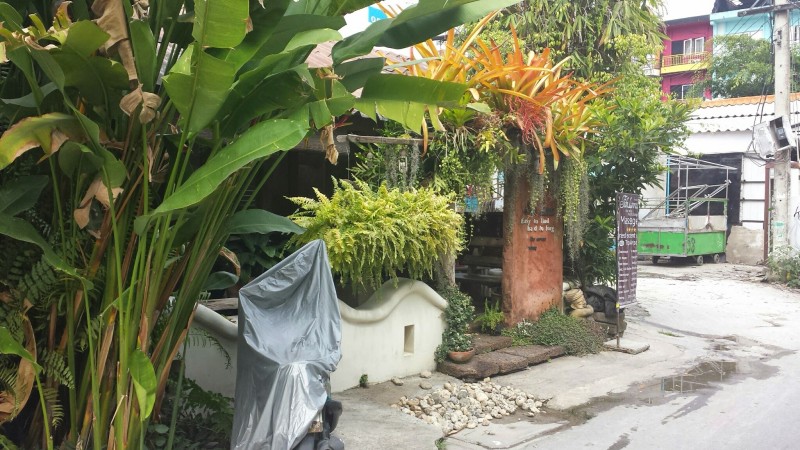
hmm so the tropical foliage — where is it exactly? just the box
[288,179,464,290]
[575,36,693,285]
[496,1,692,285]
[364,8,611,257]
[435,287,475,361]
[0,0,517,448]
[509,0,666,75]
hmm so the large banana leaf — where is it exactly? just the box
[50,21,128,108]
[0,175,49,216]
[335,57,385,92]
[360,74,466,104]
[226,209,305,235]
[163,45,236,135]
[0,112,84,169]
[136,118,309,229]
[356,74,466,130]
[193,0,249,49]
[286,0,377,16]
[0,213,85,282]
[332,0,523,64]
[219,63,315,136]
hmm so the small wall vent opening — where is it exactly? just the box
[404,325,415,355]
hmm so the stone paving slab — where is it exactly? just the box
[496,345,565,366]
[478,351,528,374]
[438,355,501,380]
[603,338,650,354]
[474,335,514,354]
[440,345,563,379]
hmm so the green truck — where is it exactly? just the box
[638,156,735,265]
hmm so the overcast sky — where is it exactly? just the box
[660,0,716,21]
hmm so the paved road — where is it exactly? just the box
[447,262,800,450]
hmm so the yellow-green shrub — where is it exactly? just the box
[289,179,464,290]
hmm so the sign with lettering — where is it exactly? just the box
[616,193,639,307]
[521,206,556,251]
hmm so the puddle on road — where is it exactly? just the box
[660,361,737,393]
[516,336,791,444]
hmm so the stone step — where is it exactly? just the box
[472,334,513,354]
[438,345,565,381]
[496,344,564,365]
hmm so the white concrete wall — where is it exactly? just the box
[331,279,446,392]
[682,131,752,154]
[185,279,447,396]
[185,307,238,398]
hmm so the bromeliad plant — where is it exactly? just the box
[380,11,610,256]
[0,0,521,448]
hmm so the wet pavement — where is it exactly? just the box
[336,262,800,449]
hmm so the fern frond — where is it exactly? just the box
[0,366,18,396]
[40,349,75,389]
[41,386,63,428]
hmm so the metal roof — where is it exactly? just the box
[687,94,800,133]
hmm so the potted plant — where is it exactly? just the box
[435,287,476,363]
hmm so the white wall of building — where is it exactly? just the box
[683,131,752,155]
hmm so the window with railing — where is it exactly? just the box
[663,36,708,68]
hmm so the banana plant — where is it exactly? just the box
[0,0,520,448]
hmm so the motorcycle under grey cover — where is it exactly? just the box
[231,240,342,449]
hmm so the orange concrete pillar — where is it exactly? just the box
[501,171,564,325]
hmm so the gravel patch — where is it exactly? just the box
[392,378,546,435]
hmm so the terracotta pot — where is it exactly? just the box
[447,348,475,363]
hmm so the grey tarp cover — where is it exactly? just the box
[232,240,342,449]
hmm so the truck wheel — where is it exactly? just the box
[712,253,721,264]
[695,255,704,265]
[651,256,659,264]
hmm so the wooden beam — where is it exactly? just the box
[336,134,423,146]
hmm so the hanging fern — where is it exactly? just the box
[288,179,464,290]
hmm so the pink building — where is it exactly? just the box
[660,15,712,100]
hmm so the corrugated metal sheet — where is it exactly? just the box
[688,94,800,132]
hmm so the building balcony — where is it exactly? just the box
[660,51,710,74]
